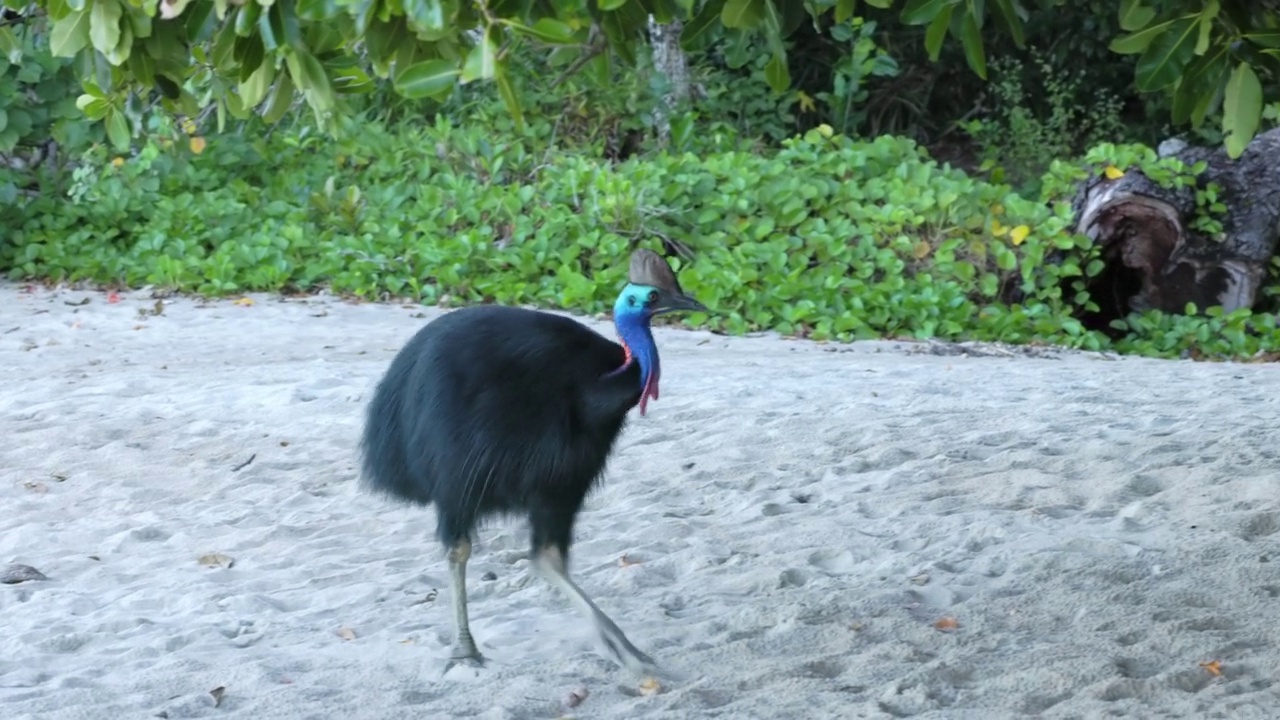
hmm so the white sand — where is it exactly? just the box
[2,282,1278,720]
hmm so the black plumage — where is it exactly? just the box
[359,249,705,672]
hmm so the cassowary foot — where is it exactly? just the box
[442,649,486,673]
[594,619,656,673]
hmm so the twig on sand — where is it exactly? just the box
[232,454,256,472]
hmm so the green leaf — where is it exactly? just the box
[1222,61,1261,159]
[924,3,953,60]
[0,26,21,63]
[239,57,276,107]
[764,51,789,92]
[460,28,497,82]
[104,107,129,150]
[1118,0,1155,32]
[520,17,577,44]
[865,0,892,7]
[1194,0,1218,55]
[50,9,92,57]
[1243,31,1280,49]
[262,70,295,122]
[1109,18,1173,55]
[89,0,123,55]
[680,0,725,51]
[75,93,111,119]
[1171,46,1228,126]
[1134,17,1197,92]
[599,0,628,9]
[404,0,446,35]
[721,0,763,29]
[989,0,1025,47]
[959,8,985,79]
[901,0,944,25]
[393,58,459,99]
[495,62,522,132]
[835,0,856,23]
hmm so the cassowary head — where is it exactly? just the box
[612,249,705,415]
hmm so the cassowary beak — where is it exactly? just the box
[653,290,707,315]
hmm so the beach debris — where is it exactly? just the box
[934,616,959,632]
[336,627,357,641]
[209,686,226,708]
[197,553,235,569]
[409,588,439,606]
[563,686,589,709]
[1200,659,1223,677]
[107,292,120,304]
[1,564,49,584]
[618,554,642,568]
[481,571,497,581]
[64,297,91,306]
[235,297,255,306]
[910,573,930,585]
[638,677,661,696]
[23,480,48,494]
[137,300,165,318]
[231,454,256,472]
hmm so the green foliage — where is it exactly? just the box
[9,109,1280,360]
[964,50,1131,192]
[18,0,1280,161]
[0,9,102,202]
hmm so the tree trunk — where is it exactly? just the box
[646,17,690,148]
[1071,128,1280,327]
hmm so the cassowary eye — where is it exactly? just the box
[647,290,658,304]
[626,295,636,307]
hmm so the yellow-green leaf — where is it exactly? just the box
[1222,61,1262,159]
[1104,165,1125,180]
[1009,225,1030,246]
[598,0,628,9]
[90,0,123,55]
[50,9,91,57]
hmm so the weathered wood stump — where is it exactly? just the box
[1071,127,1280,329]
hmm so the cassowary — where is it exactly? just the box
[359,249,705,672]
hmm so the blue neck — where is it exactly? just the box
[612,289,660,413]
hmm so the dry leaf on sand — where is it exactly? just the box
[563,686,589,708]
[336,627,357,641]
[934,616,959,632]
[197,553,234,569]
[210,686,226,708]
[1200,660,1223,677]
[639,677,661,696]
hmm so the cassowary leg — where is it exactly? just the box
[444,538,484,668]
[531,545,656,672]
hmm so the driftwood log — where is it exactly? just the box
[1071,127,1280,329]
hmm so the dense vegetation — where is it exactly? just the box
[3,1,1280,360]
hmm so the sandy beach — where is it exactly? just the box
[2,282,1278,719]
